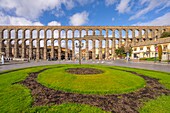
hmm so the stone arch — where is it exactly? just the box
[74,30,80,38]
[95,39,99,59]
[10,30,15,39]
[46,29,52,39]
[32,30,37,39]
[39,39,44,59]
[18,29,23,39]
[39,30,45,39]
[47,39,51,59]
[142,29,146,38]
[102,29,106,38]
[53,39,58,59]
[68,40,72,60]
[17,39,22,58]
[102,40,106,59]
[81,39,86,59]
[25,39,30,58]
[25,29,30,39]
[95,29,100,35]
[61,40,66,60]
[61,30,66,38]
[148,29,152,38]
[88,40,93,59]
[128,29,132,38]
[108,29,112,38]
[54,30,59,39]
[135,29,139,38]
[67,30,73,38]
[81,30,86,37]
[3,29,8,39]
[32,39,37,59]
[115,29,119,38]
[88,29,93,36]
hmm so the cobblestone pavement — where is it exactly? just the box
[0,60,170,73]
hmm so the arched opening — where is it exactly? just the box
[54,30,59,39]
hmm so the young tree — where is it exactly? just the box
[158,45,162,62]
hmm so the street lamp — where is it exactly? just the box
[76,42,84,65]
[154,44,157,63]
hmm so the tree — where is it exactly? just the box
[158,45,162,62]
[115,46,125,58]
[160,32,170,38]
[115,46,132,58]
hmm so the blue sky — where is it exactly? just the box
[0,0,170,26]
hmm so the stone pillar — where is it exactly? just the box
[29,39,33,59]
[119,29,122,47]
[99,39,102,60]
[112,29,115,58]
[43,31,47,60]
[58,38,61,61]
[145,29,149,41]
[85,39,89,60]
[21,31,25,58]
[65,39,68,60]
[105,30,109,60]
[79,40,82,60]
[0,30,3,55]
[139,29,142,42]
[14,30,18,58]
[158,28,162,38]
[51,39,54,59]
[6,30,11,57]
[92,39,95,60]
[72,31,75,61]
[125,30,128,46]
[132,29,136,45]
[36,39,40,60]
[152,29,156,40]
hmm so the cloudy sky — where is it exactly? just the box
[0,0,170,26]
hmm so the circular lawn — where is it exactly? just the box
[37,65,145,94]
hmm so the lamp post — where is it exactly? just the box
[76,42,84,65]
[154,44,157,63]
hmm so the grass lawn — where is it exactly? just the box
[0,64,169,113]
[139,95,170,113]
[37,65,145,94]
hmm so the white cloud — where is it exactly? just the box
[0,12,43,26]
[0,0,93,20]
[48,21,61,26]
[105,0,116,6]
[69,11,89,26]
[129,0,170,20]
[133,12,170,26]
[116,0,131,13]
[0,11,61,26]
[0,0,65,20]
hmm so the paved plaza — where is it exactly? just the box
[0,60,169,73]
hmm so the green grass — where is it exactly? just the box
[112,66,170,90]
[37,65,145,94]
[24,103,109,113]
[139,95,170,113]
[0,64,170,113]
